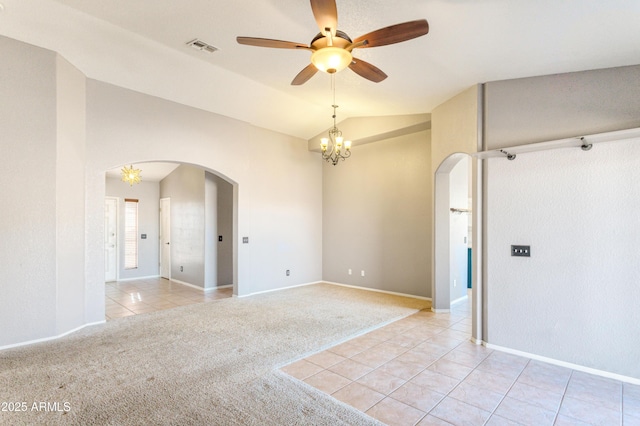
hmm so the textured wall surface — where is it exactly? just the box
[86,80,322,309]
[211,173,234,286]
[322,131,432,297]
[484,65,640,149]
[486,138,640,378]
[0,38,58,346]
[431,86,480,311]
[160,165,206,287]
[55,55,87,335]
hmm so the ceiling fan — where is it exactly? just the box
[237,0,429,85]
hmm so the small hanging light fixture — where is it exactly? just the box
[121,164,142,186]
[320,76,352,166]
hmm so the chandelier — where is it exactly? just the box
[320,77,352,166]
[121,164,142,186]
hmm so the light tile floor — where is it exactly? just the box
[281,293,640,426]
[105,277,232,320]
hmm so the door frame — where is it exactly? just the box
[105,197,119,282]
[159,197,171,279]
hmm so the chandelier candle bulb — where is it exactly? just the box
[345,140,352,150]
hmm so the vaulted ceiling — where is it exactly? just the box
[1,0,639,139]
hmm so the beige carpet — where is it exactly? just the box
[0,283,429,425]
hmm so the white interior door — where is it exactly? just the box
[160,198,171,279]
[104,197,118,282]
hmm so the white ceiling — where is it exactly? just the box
[1,0,639,140]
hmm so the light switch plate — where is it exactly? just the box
[511,245,531,257]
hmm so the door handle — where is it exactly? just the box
[165,242,170,245]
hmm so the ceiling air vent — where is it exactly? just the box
[186,39,219,54]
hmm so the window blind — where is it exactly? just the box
[124,199,138,269]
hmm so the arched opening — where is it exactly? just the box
[434,154,472,301]
[433,152,483,343]
[103,161,238,320]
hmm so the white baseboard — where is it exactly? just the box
[0,321,105,352]
[169,278,201,291]
[169,279,231,293]
[114,275,160,282]
[237,280,431,303]
[485,342,640,385]
[237,281,323,297]
[323,281,432,301]
[451,294,468,306]
[215,284,233,289]
[431,294,467,313]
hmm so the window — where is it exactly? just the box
[124,199,138,269]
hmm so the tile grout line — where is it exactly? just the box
[620,380,624,426]
[314,310,470,424]
[481,358,531,425]
[552,369,574,425]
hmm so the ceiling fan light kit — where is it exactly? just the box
[311,46,352,74]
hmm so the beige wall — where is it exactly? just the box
[212,174,234,286]
[0,37,88,346]
[55,55,87,334]
[84,79,323,311]
[0,37,58,346]
[484,64,640,149]
[484,65,640,379]
[160,165,207,288]
[431,86,480,168]
[322,129,432,298]
[430,85,480,313]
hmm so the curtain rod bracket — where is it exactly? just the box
[580,137,593,151]
[499,149,516,160]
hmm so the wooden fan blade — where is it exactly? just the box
[349,58,387,83]
[237,37,310,50]
[353,19,429,48]
[291,64,319,85]
[310,0,338,36]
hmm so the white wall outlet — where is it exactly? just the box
[454,279,457,287]
[361,270,365,277]
[348,269,352,275]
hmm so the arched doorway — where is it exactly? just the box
[433,153,483,343]
[103,161,238,319]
